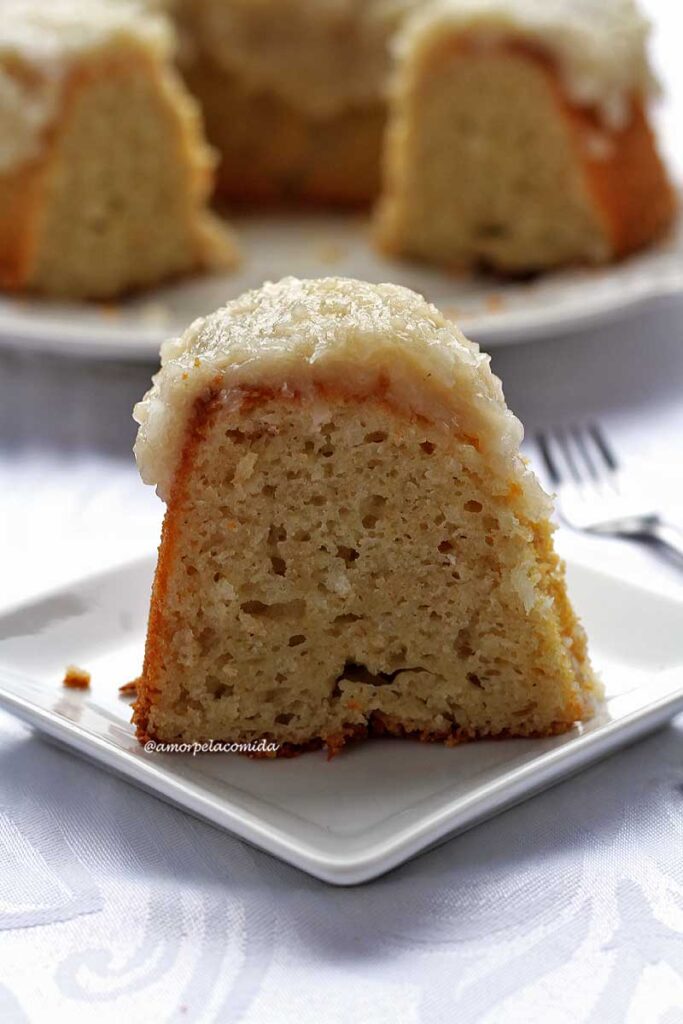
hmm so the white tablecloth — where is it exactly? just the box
[2,2,683,1017]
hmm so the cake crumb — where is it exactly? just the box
[119,679,138,698]
[63,665,91,690]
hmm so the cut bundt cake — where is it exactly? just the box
[0,0,237,299]
[173,0,423,204]
[3,0,673,292]
[376,0,676,272]
[132,276,599,754]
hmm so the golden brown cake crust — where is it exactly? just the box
[520,39,676,259]
[0,160,43,290]
[530,43,676,259]
[132,390,220,745]
[574,98,676,259]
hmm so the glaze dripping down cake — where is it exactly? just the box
[132,277,599,755]
[0,0,237,299]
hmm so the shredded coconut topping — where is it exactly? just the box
[0,0,172,171]
[398,0,654,129]
[133,276,548,517]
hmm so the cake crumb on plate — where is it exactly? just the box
[63,665,91,690]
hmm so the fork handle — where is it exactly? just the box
[647,519,683,565]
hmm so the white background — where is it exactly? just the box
[0,2,682,1021]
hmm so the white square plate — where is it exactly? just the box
[0,556,680,885]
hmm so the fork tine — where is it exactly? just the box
[589,423,619,471]
[585,422,621,492]
[569,425,600,483]
[536,431,561,486]
[554,427,583,485]
[536,428,583,493]
[535,422,662,543]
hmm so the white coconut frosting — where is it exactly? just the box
[179,0,422,118]
[134,276,549,518]
[398,0,655,129]
[0,0,173,172]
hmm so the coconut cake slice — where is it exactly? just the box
[376,0,675,272]
[132,276,599,754]
[0,0,238,299]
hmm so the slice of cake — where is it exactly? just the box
[173,0,423,204]
[0,0,238,299]
[132,276,599,755]
[376,0,676,272]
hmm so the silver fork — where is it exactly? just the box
[536,423,683,566]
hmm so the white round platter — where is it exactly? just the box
[1,209,681,360]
